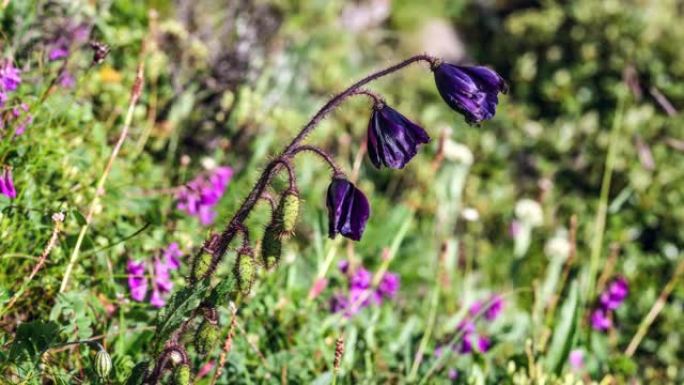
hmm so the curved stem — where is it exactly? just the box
[290,145,342,175]
[351,88,384,106]
[271,157,297,191]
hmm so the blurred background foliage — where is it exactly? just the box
[1,0,683,383]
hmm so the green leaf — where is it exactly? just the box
[153,278,211,352]
[544,280,580,374]
[9,321,60,364]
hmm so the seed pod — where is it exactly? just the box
[125,361,149,385]
[234,249,256,294]
[95,348,112,379]
[194,320,219,355]
[276,190,300,237]
[260,224,282,269]
[171,364,191,385]
[191,248,213,282]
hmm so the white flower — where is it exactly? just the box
[515,199,543,227]
[461,207,480,222]
[544,232,571,262]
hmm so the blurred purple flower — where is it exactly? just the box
[330,262,400,317]
[459,334,473,354]
[326,177,370,241]
[448,369,459,380]
[599,277,629,310]
[48,46,69,61]
[367,104,430,169]
[163,242,183,269]
[0,167,17,199]
[378,272,399,299]
[46,23,90,61]
[485,295,504,321]
[590,308,612,331]
[126,260,147,302]
[468,300,482,317]
[433,62,508,124]
[176,166,233,225]
[58,70,76,88]
[11,103,32,136]
[150,288,165,308]
[569,349,584,370]
[0,60,21,108]
[477,335,491,352]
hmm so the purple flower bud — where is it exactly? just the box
[126,260,148,302]
[600,277,629,310]
[433,62,507,124]
[367,104,430,169]
[448,369,459,380]
[326,177,370,241]
[338,259,350,274]
[569,349,584,370]
[459,334,473,354]
[0,167,17,199]
[468,300,482,317]
[590,308,612,331]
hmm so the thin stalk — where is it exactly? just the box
[407,288,439,381]
[59,62,145,293]
[625,256,684,357]
[586,96,625,301]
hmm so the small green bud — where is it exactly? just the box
[234,250,256,294]
[195,320,219,355]
[94,348,112,379]
[261,224,282,269]
[125,361,149,385]
[277,190,300,237]
[191,249,213,282]
[172,364,191,385]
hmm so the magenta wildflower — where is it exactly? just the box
[0,167,17,199]
[477,335,491,352]
[58,70,76,88]
[46,23,90,61]
[569,349,584,371]
[163,242,183,269]
[459,334,473,354]
[126,260,148,302]
[484,295,504,321]
[330,261,400,317]
[0,60,21,92]
[468,300,483,317]
[448,369,459,381]
[10,103,32,136]
[150,288,165,308]
[176,166,233,225]
[590,308,612,331]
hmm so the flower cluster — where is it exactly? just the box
[176,166,233,225]
[329,260,400,317]
[436,295,504,358]
[127,243,184,308]
[590,277,629,331]
[326,62,507,241]
[0,167,16,199]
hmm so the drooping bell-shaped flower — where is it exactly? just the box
[326,177,370,241]
[367,104,430,169]
[432,62,507,124]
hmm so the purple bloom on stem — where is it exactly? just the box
[367,104,430,169]
[477,335,491,353]
[163,242,183,269]
[126,260,148,302]
[448,369,459,380]
[590,308,612,331]
[459,334,473,354]
[58,70,76,88]
[600,277,629,310]
[154,258,173,293]
[48,46,69,61]
[485,295,504,321]
[433,62,508,124]
[0,167,17,199]
[378,272,400,299]
[150,288,165,308]
[176,166,233,225]
[329,293,349,314]
[468,300,482,317]
[338,259,350,274]
[350,267,372,290]
[0,61,21,92]
[326,177,370,241]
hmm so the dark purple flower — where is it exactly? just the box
[459,334,473,354]
[338,259,350,274]
[126,260,148,302]
[0,167,17,199]
[590,308,612,331]
[378,272,400,299]
[433,62,508,124]
[367,104,430,169]
[485,295,504,321]
[329,293,349,314]
[326,177,370,241]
